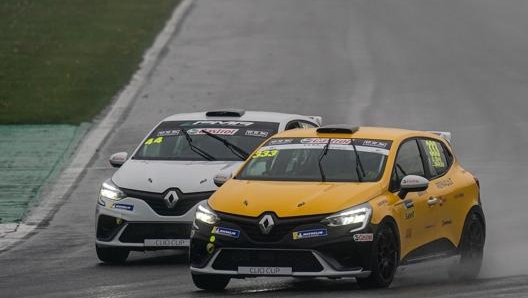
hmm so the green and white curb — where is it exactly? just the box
[0,125,83,224]
[0,0,196,251]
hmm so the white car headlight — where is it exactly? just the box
[322,203,372,232]
[100,180,126,201]
[195,204,220,225]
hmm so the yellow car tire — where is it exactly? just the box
[448,211,485,280]
[356,222,399,288]
[192,273,230,291]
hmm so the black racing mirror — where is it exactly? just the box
[109,152,128,168]
[398,175,429,199]
[213,172,232,187]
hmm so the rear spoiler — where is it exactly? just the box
[428,131,452,144]
[308,116,323,126]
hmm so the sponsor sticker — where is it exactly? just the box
[112,203,134,211]
[211,226,240,238]
[402,177,421,184]
[363,140,385,148]
[245,130,269,138]
[144,239,190,247]
[353,233,374,242]
[156,129,180,137]
[405,209,415,220]
[362,140,389,149]
[188,128,239,135]
[442,219,453,226]
[192,120,254,127]
[435,178,454,189]
[377,199,388,207]
[238,266,292,275]
[292,228,328,240]
[300,138,351,145]
[268,138,293,145]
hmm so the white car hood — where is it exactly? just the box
[112,159,242,193]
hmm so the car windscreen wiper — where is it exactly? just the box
[351,138,366,182]
[181,129,216,161]
[200,130,249,160]
[317,138,331,182]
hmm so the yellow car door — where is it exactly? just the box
[389,139,439,258]
[419,138,479,248]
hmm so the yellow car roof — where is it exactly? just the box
[272,126,434,143]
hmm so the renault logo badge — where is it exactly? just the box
[163,190,179,209]
[258,214,275,235]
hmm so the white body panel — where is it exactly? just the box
[113,160,241,193]
[95,110,321,253]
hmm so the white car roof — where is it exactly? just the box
[161,110,319,125]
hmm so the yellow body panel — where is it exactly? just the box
[209,126,481,261]
[209,180,382,217]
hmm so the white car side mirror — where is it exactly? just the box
[213,172,232,187]
[109,152,128,168]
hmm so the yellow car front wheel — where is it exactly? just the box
[192,273,230,291]
[356,223,399,288]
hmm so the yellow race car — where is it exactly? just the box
[189,125,485,291]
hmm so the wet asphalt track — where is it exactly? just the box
[2,0,528,297]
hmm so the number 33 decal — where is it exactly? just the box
[252,150,279,158]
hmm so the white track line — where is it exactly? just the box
[0,0,196,252]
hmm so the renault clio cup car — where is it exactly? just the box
[190,125,485,290]
[95,109,321,263]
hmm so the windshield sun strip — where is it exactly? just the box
[257,144,390,156]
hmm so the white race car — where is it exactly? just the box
[95,109,321,263]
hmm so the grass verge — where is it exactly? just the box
[0,0,181,124]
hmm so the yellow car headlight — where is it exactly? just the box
[322,203,372,232]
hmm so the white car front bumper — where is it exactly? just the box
[95,195,206,250]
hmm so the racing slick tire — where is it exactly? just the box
[191,273,230,291]
[356,223,399,289]
[96,245,129,264]
[448,212,485,280]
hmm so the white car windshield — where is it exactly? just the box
[237,138,392,182]
[134,120,279,161]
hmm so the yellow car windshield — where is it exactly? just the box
[237,138,391,182]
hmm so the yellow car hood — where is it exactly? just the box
[209,179,382,217]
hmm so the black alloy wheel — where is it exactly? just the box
[95,245,129,264]
[191,273,230,291]
[449,212,485,280]
[357,223,399,288]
